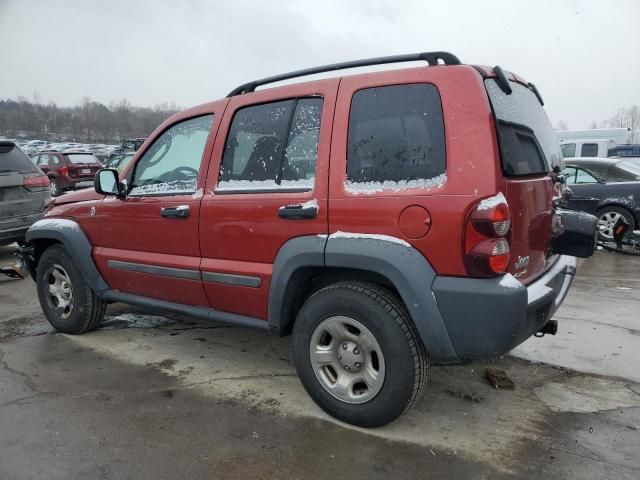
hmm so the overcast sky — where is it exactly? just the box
[1,0,638,128]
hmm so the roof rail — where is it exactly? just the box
[227,51,461,97]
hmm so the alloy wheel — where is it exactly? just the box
[43,264,74,319]
[49,179,60,196]
[598,211,623,240]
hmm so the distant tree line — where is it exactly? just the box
[598,106,640,143]
[0,94,181,143]
[555,105,640,143]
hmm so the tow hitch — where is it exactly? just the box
[535,320,558,337]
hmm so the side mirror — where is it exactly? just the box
[95,169,124,197]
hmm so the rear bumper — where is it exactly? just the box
[0,212,44,245]
[432,255,576,360]
[66,179,94,190]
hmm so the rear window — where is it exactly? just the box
[485,79,560,176]
[346,83,446,190]
[612,161,640,181]
[65,153,100,164]
[0,143,39,174]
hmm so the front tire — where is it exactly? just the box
[36,244,106,334]
[292,282,429,428]
[597,206,634,241]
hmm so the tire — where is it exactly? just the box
[36,244,106,334]
[49,178,61,197]
[292,281,429,428]
[597,206,634,241]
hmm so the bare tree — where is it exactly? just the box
[601,106,640,143]
[555,120,569,131]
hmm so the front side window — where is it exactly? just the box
[580,143,598,157]
[562,167,577,184]
[561,143,576,158]
[217,97,322,192]
[346,84,446,192]
[130,115,213,196]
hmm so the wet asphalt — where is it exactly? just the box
[0,245,639,480]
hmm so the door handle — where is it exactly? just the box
[278,202,318,219]
[161,205,190,219]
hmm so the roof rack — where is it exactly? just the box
[227,51,461,97]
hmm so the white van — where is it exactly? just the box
[556,128,631,158]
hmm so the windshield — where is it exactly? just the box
[65,153,100,164]
[485,79,561,176]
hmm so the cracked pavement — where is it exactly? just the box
[1,245,639,479]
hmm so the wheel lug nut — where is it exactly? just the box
[337,354,342,360]
[355,362,361,368]
[345,366,350,371]
[342,343,348,350]
[353,348,360,355]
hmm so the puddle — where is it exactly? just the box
[535,376,640,413]
[100,312,176,329]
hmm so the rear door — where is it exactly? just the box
[484,77,560,283]
[94,113,218,306]
[199,80,337,320]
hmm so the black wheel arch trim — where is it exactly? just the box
[269,235,460,364]
[25,218,109,293]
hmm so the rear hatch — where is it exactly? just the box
[0,142,49,221]
[65,153,102,179]
[484,75,562,284]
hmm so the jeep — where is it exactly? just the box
[22,52,596,427]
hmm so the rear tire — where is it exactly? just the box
[597,206,634,241]
[36,244,106,334]
[292,281,429,428]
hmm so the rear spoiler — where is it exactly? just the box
[473,65,544,105]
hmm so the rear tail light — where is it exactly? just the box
[22,175,50,192]
[464,193,512,277]
[60,166,69,177]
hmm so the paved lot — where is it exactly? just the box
[1,245,639,479]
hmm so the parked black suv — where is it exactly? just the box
[0,141,50,246]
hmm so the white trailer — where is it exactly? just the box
[556,128,631,158]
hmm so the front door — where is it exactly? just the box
[93,113,218,306]
[198,79,338,319]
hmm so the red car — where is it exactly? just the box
[32,151,102,197]
[22,52,596,427]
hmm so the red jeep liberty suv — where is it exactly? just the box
[23,52,596,427]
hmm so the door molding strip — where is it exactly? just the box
[108,259,262,288]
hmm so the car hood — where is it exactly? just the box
[51,188,104,206]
